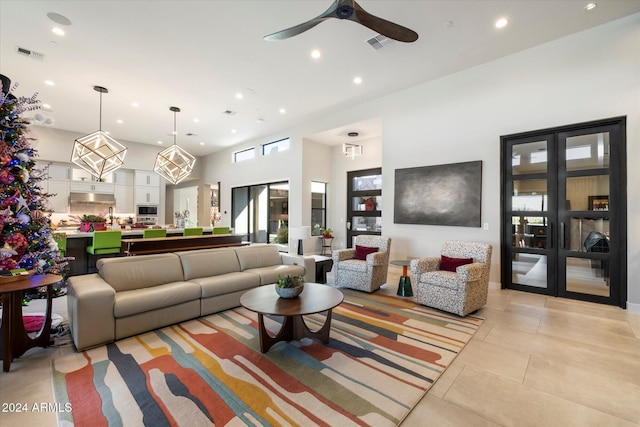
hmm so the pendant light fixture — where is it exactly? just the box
[343,131,363,159]
[154,106,196,184]
[71,86,127,180]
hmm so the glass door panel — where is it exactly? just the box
[512,254,548,289]
[556,122,623,306]
[511,140,548,175]
[565,256,610,297]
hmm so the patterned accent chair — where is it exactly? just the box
[332,235,391,293]
[410,241,492,316]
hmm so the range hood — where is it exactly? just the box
[69,192,115,204]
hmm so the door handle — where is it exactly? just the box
[559,222,565,249]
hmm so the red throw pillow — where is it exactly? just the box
[354,245,379,260]
[440,255,473,272]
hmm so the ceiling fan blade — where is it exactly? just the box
[264,0,341,41]
[353,2,418,43]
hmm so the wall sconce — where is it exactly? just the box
[71,86,127,180]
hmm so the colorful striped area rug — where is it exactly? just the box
[52,290,482,426]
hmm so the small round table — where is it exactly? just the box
[390,260,413,297]
[0,273,63,372]
[240,283,344,353]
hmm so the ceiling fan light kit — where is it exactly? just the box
[154,107,196,185]
[264,0,418,43]
[71,86,127,180]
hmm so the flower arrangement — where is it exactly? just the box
[321,228,333,238]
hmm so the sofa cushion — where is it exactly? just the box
[235,245,282,271]
[190,272,261,298]
[98,253,185,292]
[246,264,306,285]
[177,248,241,280]
[114,281,201,318]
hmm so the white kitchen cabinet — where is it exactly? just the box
[69,181,115,194]
[114,169,134,186]
[114,184,135,213]
[135,171,160,187]
[47,163,71,181]
[45,180,70,213]
[134,171,161,205]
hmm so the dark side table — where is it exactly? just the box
[308,255,333,284]
[0,273,63,371]
[390,260,413,297]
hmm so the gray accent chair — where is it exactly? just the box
[332,235,391,293]
[410,241,492,316]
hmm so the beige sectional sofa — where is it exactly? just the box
[67,245,312,350]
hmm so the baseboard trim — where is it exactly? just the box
[626,301,640,314]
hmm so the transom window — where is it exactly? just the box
[233,147,255,163]
[262,138,290,156]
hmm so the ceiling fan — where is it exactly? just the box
[264,0,418,43]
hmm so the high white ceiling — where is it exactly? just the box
[2,1,639,156]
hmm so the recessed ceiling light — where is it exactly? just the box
[495,17,508,29]
[157,140,163,144]
[585,3,597,11]
[44,80,54,86]
[199,142,205,146]
[279,108,286,114]
[51,27,65,36]
[236,92,243,99]
[42,103,52,110]
[311,49,321,59]
[231,129,237,133]
[193,118,199,123]
[131,101,139,107]
[116,119,123,124]
[353,76,363,85]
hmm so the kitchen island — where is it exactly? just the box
[58,227,247,276]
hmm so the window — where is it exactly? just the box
[311,181,327,235]
[262,138,290,156]
[233,147,255,163]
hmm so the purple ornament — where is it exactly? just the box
[0,169,15,184]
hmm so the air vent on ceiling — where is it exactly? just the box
[223,110,237,116]
[365,34,393,50]
[15,46,45,61]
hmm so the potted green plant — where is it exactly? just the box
[275,274,305,298]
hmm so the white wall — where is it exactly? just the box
[202,14,640,309]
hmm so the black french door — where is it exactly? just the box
[501,117,626,307]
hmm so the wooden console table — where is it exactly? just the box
[122,233,247,255]
[0,273,63,372]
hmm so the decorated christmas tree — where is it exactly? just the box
[0,74,66,276]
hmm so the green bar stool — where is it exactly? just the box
[212,227,230,235]
[86,230,122,273]
[184,227,203,236]
[143,229,167,238]
[52,232,67,257]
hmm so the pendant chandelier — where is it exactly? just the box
[71,86,127,180]
[154,106,196,184]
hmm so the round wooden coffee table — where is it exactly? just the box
[240,283,344,353]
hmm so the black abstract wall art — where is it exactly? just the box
[394,160,482,227]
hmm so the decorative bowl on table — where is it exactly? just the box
[275,275,305,298]
[0,269,36,283]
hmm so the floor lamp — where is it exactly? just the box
[289,226,311,255]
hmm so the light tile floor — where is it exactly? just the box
[1,270,639,426]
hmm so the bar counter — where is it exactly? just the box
[57,227,245,276]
